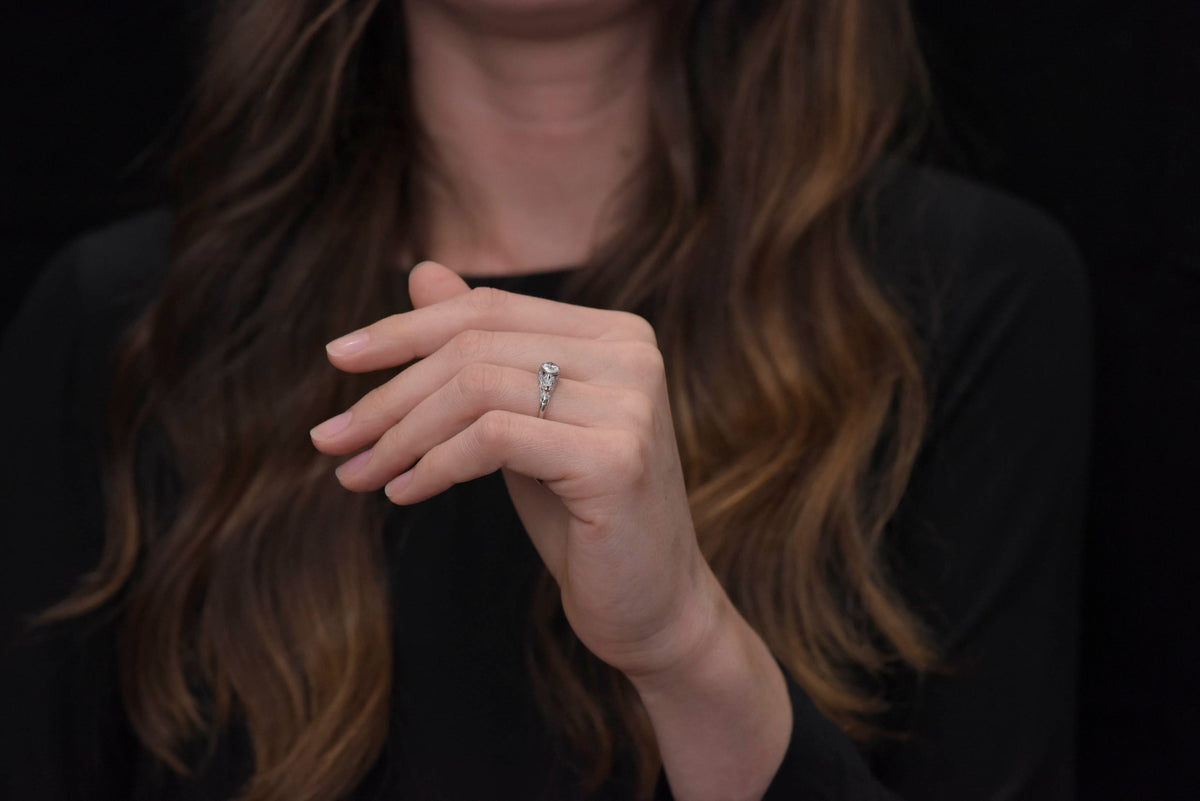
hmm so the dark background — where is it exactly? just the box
[2,2,1196,797]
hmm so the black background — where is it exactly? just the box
[2,2,1196,797]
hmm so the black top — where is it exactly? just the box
[0,163,1091,800]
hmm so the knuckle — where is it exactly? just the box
[456,362,503,402]
[449,328,494,362]
[468,286,507,315]
[607,430,646,483]
[370,425,404,462]
[615,311,658,346]
[475,409,515,450]
[359,314,396,343]
[619,390,657,433]
[627,341,667,385]
[354,379,395,420]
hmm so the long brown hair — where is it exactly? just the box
[45,0,936,798]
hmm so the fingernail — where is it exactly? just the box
[310,410,352,440]
[326,331,369,356]
[335,448,372,480]
[384,469,414,500]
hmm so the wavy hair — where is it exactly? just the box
[45,0,937,798]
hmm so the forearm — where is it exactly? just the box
[628,576,793,801]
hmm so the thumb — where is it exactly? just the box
[409,260,471,309]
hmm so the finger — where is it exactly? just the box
[311,332,663,455]
[332,363,647,491]
[408,260,471,308]
[324,284,657,372]
[380,410,641,506]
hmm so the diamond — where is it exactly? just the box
[538,362,559,391]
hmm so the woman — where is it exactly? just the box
[0,0,1090,799]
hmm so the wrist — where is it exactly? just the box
[620,567,732,692]
[623,571,793,801]
[623,567,774,704]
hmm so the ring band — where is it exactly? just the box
[533,362,560,486]
[537,362,560,419]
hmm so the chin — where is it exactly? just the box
[417,0,653,36]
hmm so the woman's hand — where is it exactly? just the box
[310,261,720,679]
[310,262,792,800]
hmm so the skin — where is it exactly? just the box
[408,0,652,275]
[310,2,793,798]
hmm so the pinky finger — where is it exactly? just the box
[383,410,629,505]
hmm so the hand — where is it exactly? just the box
[310,261,723,679]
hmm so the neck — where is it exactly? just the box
[405,1,655,277]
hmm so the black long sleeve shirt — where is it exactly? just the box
[0,162,1091,800]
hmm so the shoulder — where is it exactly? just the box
[6,209,172,337]
[866,160,1086,308]
[863,162,1090,408]
[1,208,174,483]
[0,210,173,639]
[53,208,174,318]
[5,207,173,355]
[867,160,1082,270]
[3,208,174,385]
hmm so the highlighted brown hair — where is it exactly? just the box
[45,0,936,798]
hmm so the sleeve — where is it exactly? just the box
[760,198,1090,800]
[0,246,138,800]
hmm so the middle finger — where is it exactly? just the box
[311,330,655,455]
[331,363,641,492]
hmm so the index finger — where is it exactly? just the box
[325,285,655,372]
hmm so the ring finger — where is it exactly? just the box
[333,361,641,492]
[312,331,653,456]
